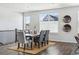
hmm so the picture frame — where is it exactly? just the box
[63,15,71,23]
[63,24,71,32]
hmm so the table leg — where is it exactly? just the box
[17,43,20,49]
[31,42,32,50]
[24,44,26,51]
[38,42,40,48]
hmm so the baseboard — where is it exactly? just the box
[49,39,77,44]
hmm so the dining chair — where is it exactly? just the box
[17,30,33,50]
[17,31,32,50]
[74,36,79,53]
[43,30,49,46]
[17,31,25,50]
[15,28,18,42]
[34,30,45,48]
[25,35,32,50]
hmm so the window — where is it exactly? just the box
[39,13,58,33]
[24,16,31,29]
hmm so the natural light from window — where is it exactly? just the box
[24,16,31,29]
[39,13,58,33]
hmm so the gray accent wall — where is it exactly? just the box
[0,30,15,44]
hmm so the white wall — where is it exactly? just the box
[58,7,78,43]
[24,13,40,32]
[0,6,22,30]
[0,6,23,44]
[24,6,79,43]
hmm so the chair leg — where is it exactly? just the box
[41,42,43,47]
[30,42,32,50]
[23,44,26,51]
[44,42,46,46]
[17,43,20,49]
[38,42,40,48]
[34,42,37,46]
[27,43,29,48]
[47,40,48,44]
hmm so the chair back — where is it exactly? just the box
[75,36,79,44]
[39,31,45,42]
[15,28,17,42]
[42,30,46,41]
[45,30,49,41]
[17,31,25,43]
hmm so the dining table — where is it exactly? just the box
[25,33,40,49]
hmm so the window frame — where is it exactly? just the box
[39,12,59,33]
[24,16,31,30]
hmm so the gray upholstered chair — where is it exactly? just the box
[17,31,32,50]
[15,28,18,42]
[43,30,49,46]
[25,35,32,49]
[17,31,25,50]
[74,36,79,53]
[34,30,45,48]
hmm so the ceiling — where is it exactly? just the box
[0,3,79,13]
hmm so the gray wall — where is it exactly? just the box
[0,30,15,44]
[24,6,79,43]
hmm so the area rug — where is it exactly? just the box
[8,42,55,54]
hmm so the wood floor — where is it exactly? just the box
[0,41,78,55]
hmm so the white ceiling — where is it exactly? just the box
[0,3,79,13]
